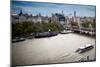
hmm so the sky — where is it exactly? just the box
[11,0,96,17]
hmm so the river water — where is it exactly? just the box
[12,33,96,65]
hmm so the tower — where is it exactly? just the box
[19,10,23,16]
[74,11,76,22]
[74,11,76,18]
[62,10,64,16]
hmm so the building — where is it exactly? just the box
[11,10,44,24]
[51,13,68,29]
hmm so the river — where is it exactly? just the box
[12,33,96,65]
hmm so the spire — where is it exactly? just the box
[19,10,23,16]
[73,11,76,22]
[62,10,64,15]
[74,11,76,18]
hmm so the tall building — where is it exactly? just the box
[74,11,76,18]
[62,10,64,16]
[73,11,76,22]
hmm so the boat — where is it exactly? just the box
[12,37,25,43]
[60,30,73,34]
[75,44,94,53]
[34,32,58,38]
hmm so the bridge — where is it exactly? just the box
[68,27,96,36]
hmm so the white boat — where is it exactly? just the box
[60,30,73,34]
[75,44,94,53]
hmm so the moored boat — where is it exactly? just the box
[12,37,25,43]
[60,30,73,34]
[34,32,58,38]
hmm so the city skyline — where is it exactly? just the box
[11,0,96,17]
